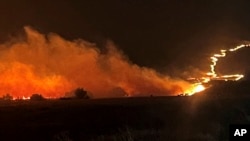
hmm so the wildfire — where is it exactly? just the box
[206,44,249,82]
[184,44,249,96]
[0,26,248,98]
[184,83,205,96]
[13,96,30,100]
[0,26,191,98]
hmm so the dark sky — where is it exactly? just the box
[1,0,250,74]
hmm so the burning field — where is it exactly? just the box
[2,1,250,141]
[0,27,249,141]
[0,26,195,99]
[0,27,249,99]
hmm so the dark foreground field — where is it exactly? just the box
[0,94,249,141]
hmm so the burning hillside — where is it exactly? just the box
[0,26,193,98]
[183,44,250,96]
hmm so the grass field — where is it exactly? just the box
[0,93,249,141]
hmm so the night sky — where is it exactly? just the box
[1,0,250,75]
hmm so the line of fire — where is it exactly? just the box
[181,44,250,96]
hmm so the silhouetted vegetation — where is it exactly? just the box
[74,88,90,99]
[59,97,73,100]
[2,93,13,100]
[30,94,45,101]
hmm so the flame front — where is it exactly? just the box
[13,96,30,100]
[183,44,250,96]
[206,44,249,82]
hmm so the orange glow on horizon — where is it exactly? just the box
[0,26,191,98]
[1,27,248,98]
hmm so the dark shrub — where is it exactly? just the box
[2,93,13,100]
[30,94,45,101]
[59,97,73,100]
[74,88,90,99]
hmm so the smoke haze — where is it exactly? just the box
[0,27,191,98]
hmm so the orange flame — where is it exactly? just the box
[0,26,191,98]
[184,83,205,96]
[13,96,30,100]
[183,44,249,96]
[206,44,249,82]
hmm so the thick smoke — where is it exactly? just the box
[0,26,191,98]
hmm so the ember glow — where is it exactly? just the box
[0,26,192,98]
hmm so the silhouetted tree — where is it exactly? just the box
[2,93,13,100]
[74,88,89,99]
[30,94,45,101]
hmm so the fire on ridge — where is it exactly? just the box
[184,44,249,96]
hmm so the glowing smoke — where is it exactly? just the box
[0,26,191,98]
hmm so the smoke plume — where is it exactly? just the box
[0,26,191,98]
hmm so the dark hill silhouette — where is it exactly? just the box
[203,79,250,98]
